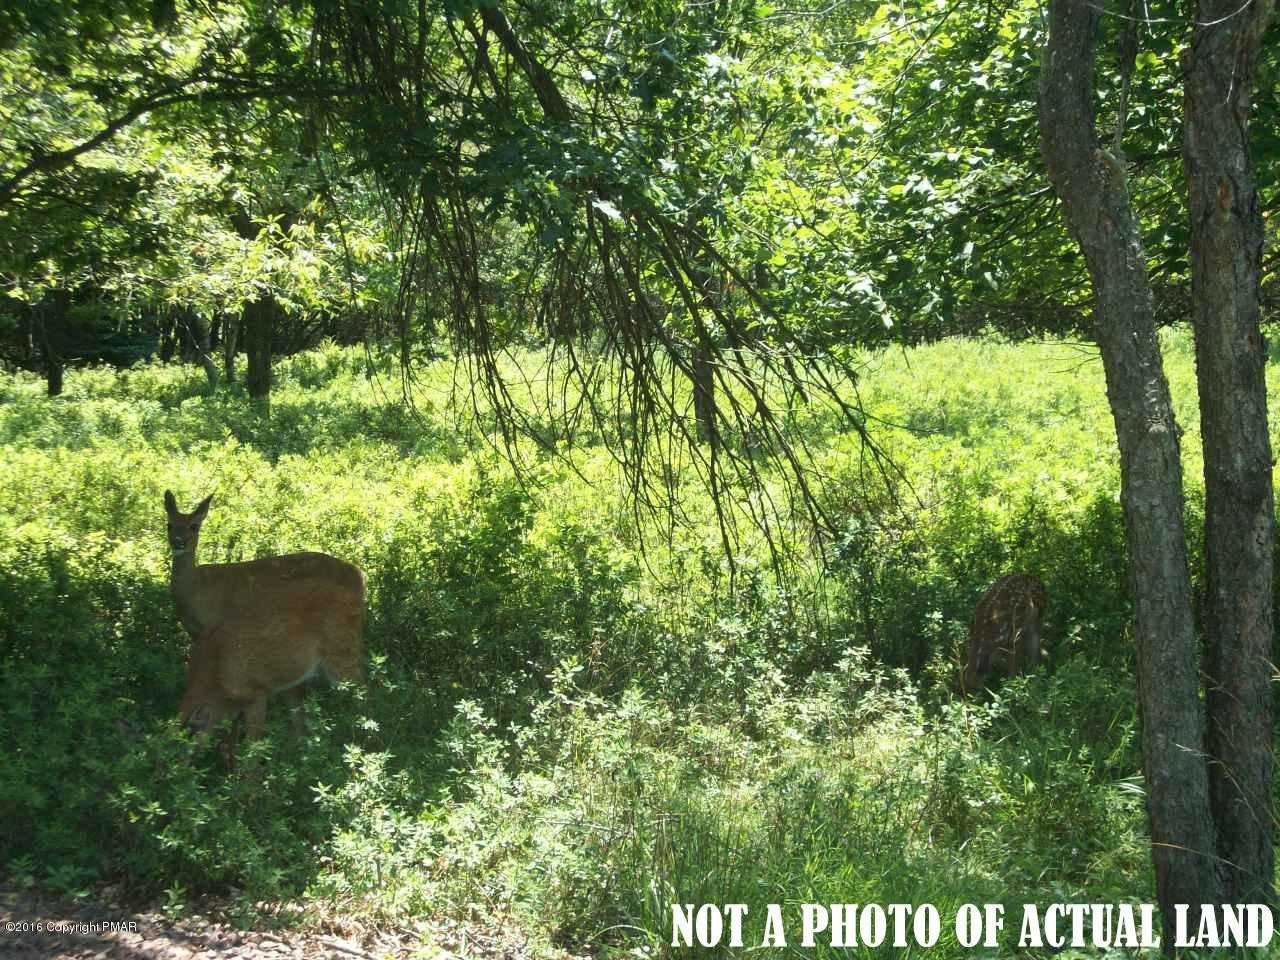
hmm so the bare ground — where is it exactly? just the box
[0,886,546,960]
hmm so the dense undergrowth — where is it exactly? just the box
[0,330,1254,957]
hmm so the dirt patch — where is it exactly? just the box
[0,886,541,960]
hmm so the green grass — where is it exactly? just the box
[0,328,1251,957]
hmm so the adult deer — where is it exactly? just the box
[164,490,365,739]
[958,573,1046,696]
[179,611,362,740]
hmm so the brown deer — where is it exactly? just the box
[179,611,362,739]
[164,490,365,740]
[958,573,1046,696]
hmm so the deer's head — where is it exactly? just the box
[164,490,212,556]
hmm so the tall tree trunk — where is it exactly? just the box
[1038,0,1218,942]
[243,296,274,405]
[1183,0,1277,908]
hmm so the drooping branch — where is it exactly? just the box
[313,0,905,566]
[476,5,573,123]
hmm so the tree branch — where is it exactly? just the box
[0,78,353,211]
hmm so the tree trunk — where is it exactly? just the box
[39,291,68,397]
[42,329,63,396]
[181,309,220,391]
[229,205,275,405]
[685,246,719,446]
[691,339,715,444]
[243,295,274,405]
[158,312,176,362]
[1038,0,1219,942]
[1183,0,1277,908]
[222,312,239,384]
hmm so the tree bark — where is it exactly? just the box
[39,291,69,397]
[477,4,572,123]
[41,324,63,396]
[18,302,35,367]
[229,206,277,405]
[158,311,176,362]
[243,295,274,405]
[1038,0,1219,941]
[221,312,239,384]
[181,309,220,391]
[691,338,716,444]
[1183,0,1277,908]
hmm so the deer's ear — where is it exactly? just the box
[194,494,213,518]
[164,490,177,515]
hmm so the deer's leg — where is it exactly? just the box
[1013,626,1029,675]
[1021,615,1043,669]
[243,700,268,740]
[218,711,244,772]
[974,634,992,681]
[278,684,310,736]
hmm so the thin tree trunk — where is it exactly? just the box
[41,321,63,396]
[685,243,719,446]
[39,291,69,397]
[1183,0,1277,908]
[181,309,220,391]
[222,312,239,384]
[691,339,715,444]
[18,302,34,366]
[1038,0,1218,942]
[158,312,176,362]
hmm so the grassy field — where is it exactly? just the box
[0,329,1259,957]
